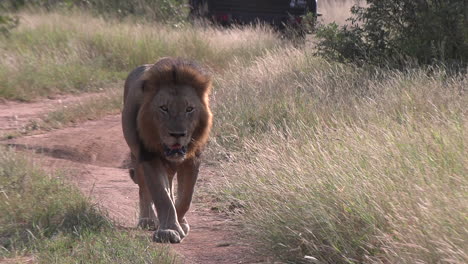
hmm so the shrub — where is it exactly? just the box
[316,0,468,68]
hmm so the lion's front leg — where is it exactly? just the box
[130,156,158,230]
[137,179,158,230]
[176,158,200,235]
[140,160,185,243]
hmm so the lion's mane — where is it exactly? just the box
[136,58,213,159]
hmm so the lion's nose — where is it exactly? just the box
[169,131,186,139]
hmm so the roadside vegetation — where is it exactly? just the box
[315,0,468,68]
[0,11,282,100]
[41,89,121,129]
[212,49,467,263]
[1,0,188,23]
[1,1,466,263]
[0,148,177,263]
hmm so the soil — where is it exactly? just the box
[0,95,264,264]
[0,93,101,136]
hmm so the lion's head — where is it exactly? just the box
[137,58,212,162]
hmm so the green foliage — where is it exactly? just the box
[300,11,319,33]
[315,22,367,64]
[316,0,468,67]
[37,231,177,264]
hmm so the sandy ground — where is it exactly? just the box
[0,95,263,264]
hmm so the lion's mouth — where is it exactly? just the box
[163,144,187,159]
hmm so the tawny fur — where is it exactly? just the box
[122,57,213,243]
[137,58,213,159]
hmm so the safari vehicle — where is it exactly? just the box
[188,0,318,28]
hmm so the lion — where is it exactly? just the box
[122,57,212,243]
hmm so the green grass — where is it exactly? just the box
[37,231,176,264]
[0,148,177,263]
[0,11,284,101]
[211,49,468,263]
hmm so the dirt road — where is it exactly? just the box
[1,95,261,264]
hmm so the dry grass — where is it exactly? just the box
[41,88,122,129]
[211,49,468,263]
[1,9,466,264]
[0,11,284,100]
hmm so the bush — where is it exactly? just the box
[316,0,468,68]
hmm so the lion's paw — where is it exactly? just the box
[137,218,158,230]
[153,229,183,243]
[180,219,190,235]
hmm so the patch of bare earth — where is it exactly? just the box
[0,256,35,264]
[0,93,103,137]
[0,95,263,264]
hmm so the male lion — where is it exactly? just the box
[122,57,212,243]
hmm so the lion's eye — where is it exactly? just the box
[160,105,168,112]
[186,106,194,113]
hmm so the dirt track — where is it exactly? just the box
[1,95,261,264]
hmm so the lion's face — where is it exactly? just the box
[150,85,203,162]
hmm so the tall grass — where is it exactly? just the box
[0,148,177,263]
[212,49,467,263]
[0,11,284,100]
[1,9,466,264]
[2,0,188,23]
